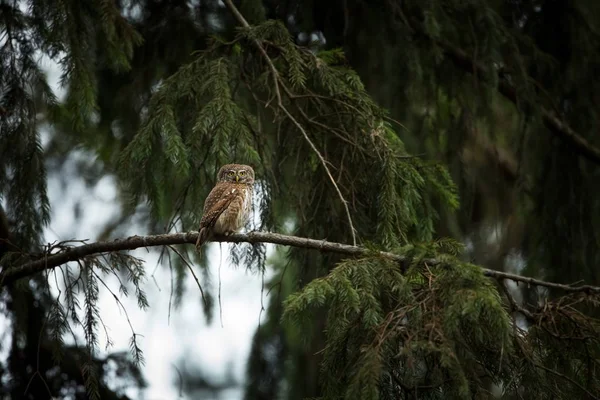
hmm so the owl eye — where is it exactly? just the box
[238,170,246,176]
[227,171,235,177]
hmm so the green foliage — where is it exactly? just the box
[119,19,458,250]
[45,253,149,397]
[114,17,461,399]
[282,254,600,399]
[279,248,600,400]
[1,2,147,397]
[1,0,139,245]
[0,4,54,248]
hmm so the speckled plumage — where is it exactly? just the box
[195,164,254,249]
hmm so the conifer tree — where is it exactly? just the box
[1,1,600,399]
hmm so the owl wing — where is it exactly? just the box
[196,184,239,248]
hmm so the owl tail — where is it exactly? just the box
[195,227,209,251]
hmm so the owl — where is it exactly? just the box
[195,164,255,249]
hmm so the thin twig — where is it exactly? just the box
[499,280,535,322]
[534,362,599,400]
[3,231,600,295]
[167,245,208,308]
[222,0,357,245]
[92,270,139,346]
[218,243,223,328]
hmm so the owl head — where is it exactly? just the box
[217,163,255,184]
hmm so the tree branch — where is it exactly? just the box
[2,231,599,295]
[442,40,600,163]
[222,0,358,245]
[398,14,600,165]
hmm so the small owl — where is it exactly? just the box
[195,164,255,249]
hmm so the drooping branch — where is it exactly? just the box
[393,11,600,164]
[440,39,600,163]
[0,204,18,259]
[222,0,358,246]
[1,231,600,295]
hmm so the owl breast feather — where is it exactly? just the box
[213,189,250,234]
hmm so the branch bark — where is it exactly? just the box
[1,231,599,295]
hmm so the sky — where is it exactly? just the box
[34,56,273,400]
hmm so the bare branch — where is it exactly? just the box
[2,231,600,295]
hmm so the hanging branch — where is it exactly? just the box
[1,230,600,295]
[222,0,358,246]
[393,11,600,164]
[442,39,600,163]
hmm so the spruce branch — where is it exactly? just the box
[447,40,600,164]
[2,231,600,295]
[511,319,600,400]
[222,0,358,246]
[396,12,600,165]
[532,362,599,400]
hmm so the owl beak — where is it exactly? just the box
[235,175,239,182]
